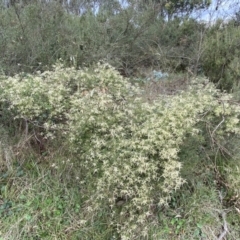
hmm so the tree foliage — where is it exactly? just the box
[0,0,211,77]
[202,21,240,90]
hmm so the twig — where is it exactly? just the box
[212,115,225,136]
[212,99,226,136]
[216,191,229,240]
[217,211,228,240]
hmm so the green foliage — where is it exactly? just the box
[0,0,206,77]
[1,0,240,93]
[0,160,84,239]
[163,0,211,19]
[0,2,69,74]
[222,136,240,207]
[201,22,240,90]
[152,18,204,72]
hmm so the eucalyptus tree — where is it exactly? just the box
[126,0,211,20]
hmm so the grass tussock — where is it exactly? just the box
[1,139,240,240]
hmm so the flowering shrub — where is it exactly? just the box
[0,64,83,136]
[1,63,240,239]
[67,70,240,238]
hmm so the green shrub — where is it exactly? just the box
[0,2,204,77]
[201,22,240,90]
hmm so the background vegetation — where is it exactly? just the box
[0,0,240,239]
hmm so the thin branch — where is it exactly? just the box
[212,98,226,136]
[215,191,229,240]
[212,115,225,136]
[217,211,228,240]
